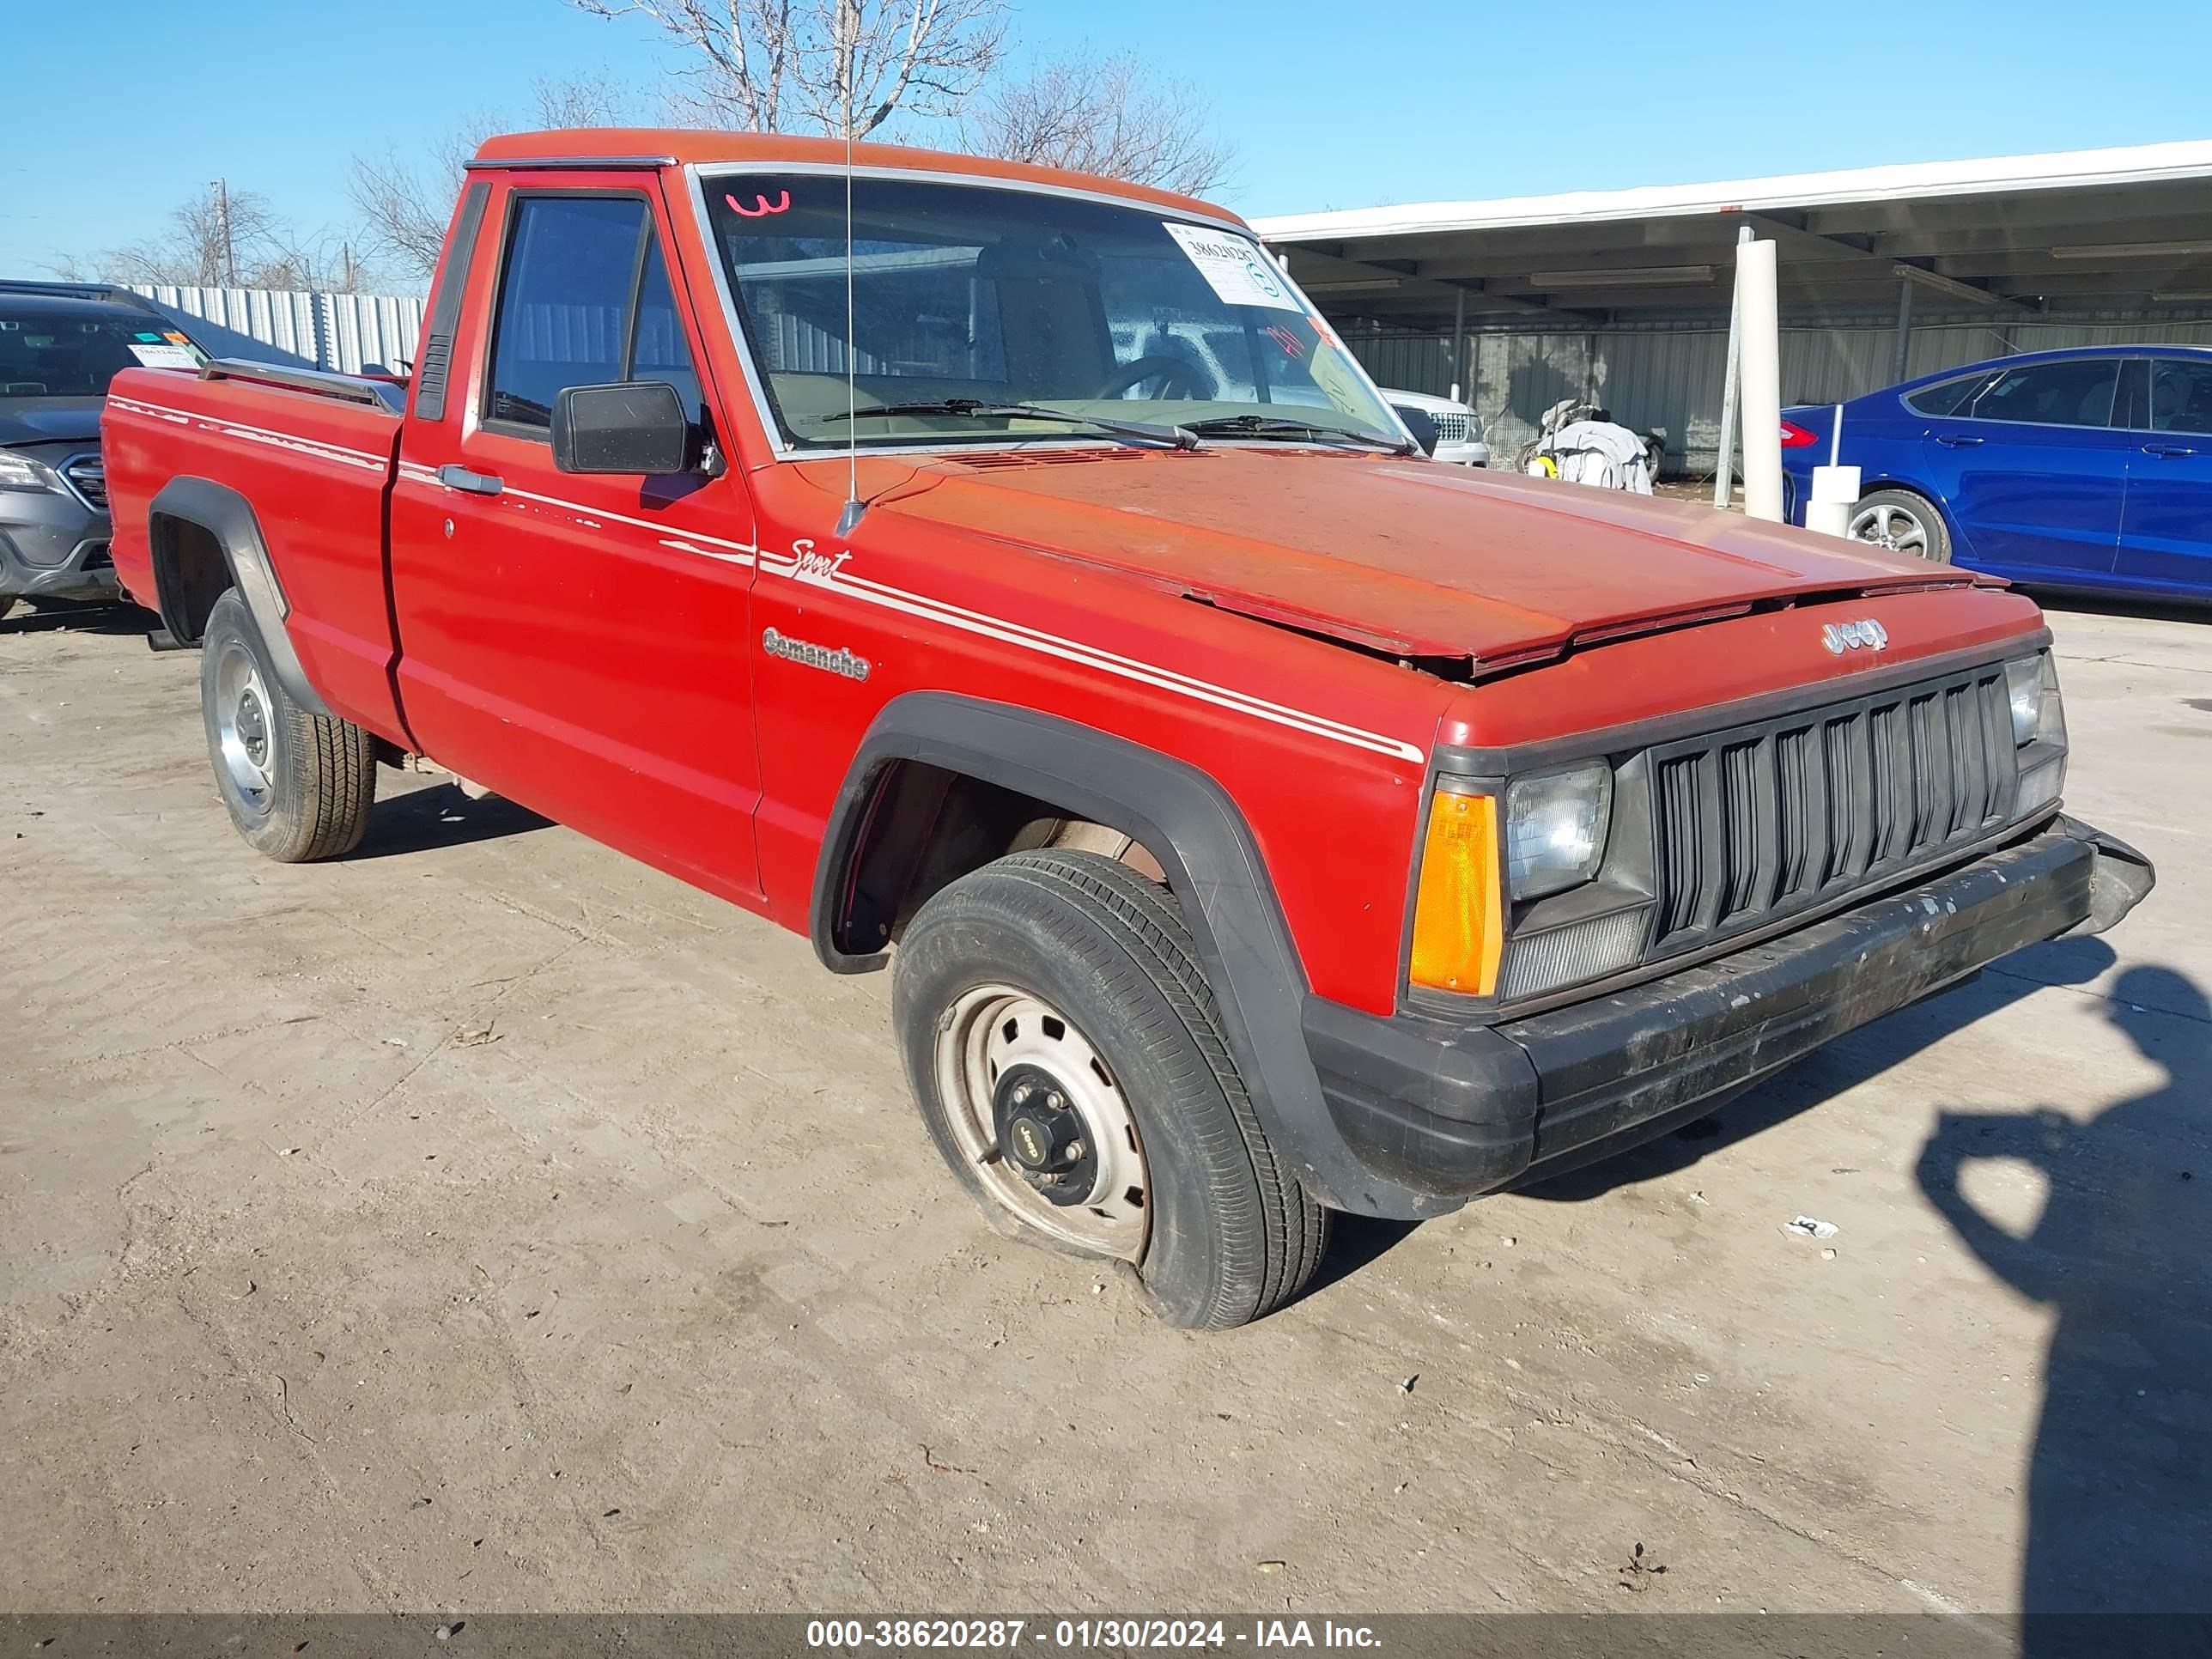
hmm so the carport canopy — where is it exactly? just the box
[1253,141,2212,330]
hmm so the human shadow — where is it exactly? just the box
[1914,965,2212,1643]
[1516,935,2120,1202]
[347,781,553,860]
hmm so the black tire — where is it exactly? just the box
[1848,488,1952,563]
[893,849,1329,1330]
[198,588,376,861]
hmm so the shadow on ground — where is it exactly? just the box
[1917,965,2212,1636]
[0,600,155,637]
[349,781,555,860]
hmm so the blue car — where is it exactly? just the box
[1781,344,2212,600]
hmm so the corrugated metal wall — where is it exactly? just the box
[1348,312,2212,476]
[127,285,425,375]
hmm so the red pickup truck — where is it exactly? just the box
[104,130,2152,1328]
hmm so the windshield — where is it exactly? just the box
[0,307,205,398]
[705,174,1404,450]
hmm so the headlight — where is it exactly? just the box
[1505,762,1613,900]
[2003,655,2044,745]
[0,451,64,493]
[2003,651,2065,747]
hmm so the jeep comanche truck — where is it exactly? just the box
[102,130,2154,1329]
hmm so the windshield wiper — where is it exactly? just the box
[1182,414,1416,455]
[822,398,1198,450]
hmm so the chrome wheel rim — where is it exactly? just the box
[1849,501,1931,557]
[213,639,276,810]
[934,984,1150,1261]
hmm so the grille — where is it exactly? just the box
[62,455,106,510]
[1431,413,1471,444]
[1648,666,2018,953]
[81,541,112,569]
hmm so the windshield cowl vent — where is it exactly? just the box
[951,447,1211,471]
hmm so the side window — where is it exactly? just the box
[2149,359,2212,434]
[1904,374,1989,417]
[1964,359,2119,428]
[631,239,706,425]
[484,195,707,434]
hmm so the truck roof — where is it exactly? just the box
[468,129,1235,227]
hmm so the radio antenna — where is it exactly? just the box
[835,52,864,538]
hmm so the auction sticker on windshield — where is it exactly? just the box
[127,343,200,370]
[1162,222,1302,312]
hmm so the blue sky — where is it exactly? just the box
[6,0,2205,289]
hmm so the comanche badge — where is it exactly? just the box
[763,626,871,681]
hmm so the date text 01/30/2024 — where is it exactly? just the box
[804,1619,1382,1650]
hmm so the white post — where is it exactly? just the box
[1711,223,1753,508]
[1737,239,1784,524]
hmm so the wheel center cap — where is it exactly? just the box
[1006,1113,1052,1169]
[990,1063,1098,1206]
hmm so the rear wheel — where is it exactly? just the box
[1848,488,1952,563]
[893,849,1328,1329]
[199,589,377,861]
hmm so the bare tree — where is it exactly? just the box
[959,52,1236,198]
[75,184,379,292]
[349,74,637,284]
[568,0,1007,137]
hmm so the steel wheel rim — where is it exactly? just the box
[213,639,276,811]
[1849,501,1930,556]
[934,984,1150,1261]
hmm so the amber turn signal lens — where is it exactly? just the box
[1409,788,1504,995]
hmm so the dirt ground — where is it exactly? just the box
[2,598,2206,1626]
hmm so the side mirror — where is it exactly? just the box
[1392,404,1441,456]
[551,380,693,475]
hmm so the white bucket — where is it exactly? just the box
[1806,498,1852,538]
[1810,464,1862,505]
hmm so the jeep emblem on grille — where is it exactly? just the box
[1822,618,1888,654]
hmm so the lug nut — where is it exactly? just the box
[1064,1140,1085,1161]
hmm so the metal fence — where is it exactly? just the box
[1346,311,2212,477]
[128,285,425,376]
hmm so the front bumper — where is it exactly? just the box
[1,497,115,601]
[1304,814,2154,1200]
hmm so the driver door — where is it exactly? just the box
[389,174,764,902]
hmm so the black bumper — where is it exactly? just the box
[1304,814,2154,1200]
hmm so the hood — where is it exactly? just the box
[878,448,1982,673]
[0,397,105,449]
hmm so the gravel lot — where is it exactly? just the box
[3,599,2206,1624]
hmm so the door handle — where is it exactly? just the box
[436,463,504,495]
[1934,434,1984,447]
[2141,442,2198,459]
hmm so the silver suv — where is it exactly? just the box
[0,283,205,619]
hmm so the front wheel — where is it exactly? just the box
[199,588,378,861]
[1847,488,1952,563]
[893,849,1329,1329]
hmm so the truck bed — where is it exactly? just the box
[105,363,410,743]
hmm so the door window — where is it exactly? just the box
[1959,358,2119,428]
[484,194,705,434]
[2148,359,2212,434]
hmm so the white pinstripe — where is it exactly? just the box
[116,398,1428,765]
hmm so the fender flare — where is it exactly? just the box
[147,476,331,718]
[811,692,1459,1218]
